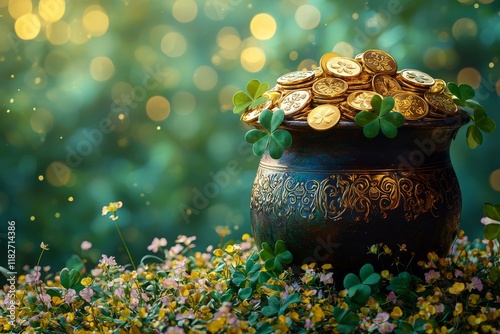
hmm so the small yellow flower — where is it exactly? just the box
[321,263,332,270]
[207,317,225,334]
[391,306,403,320]
[138,307,147,319]
[311,304,325,323]
[40,242,49,251]
[457,229,465,240]
[102,201,123,216]
[448,282,465,295]
[224,244,235,253]
[215,225,231,238]
[453,302,463,316]
[80,277,93,287]
[213,249,224,257]
[241,233,251,241]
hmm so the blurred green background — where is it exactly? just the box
[1,0,499,271]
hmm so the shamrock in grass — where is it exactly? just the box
[232,79,269,114]
[245,109,292,159]
[447,82,496,149]
[355,95,405,139]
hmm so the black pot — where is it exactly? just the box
[250,113,469,280]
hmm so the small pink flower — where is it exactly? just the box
[99,254,117,266]
[147,237,167,253]
[81,241,92,251]
[63,289,77,304]
[37,293,52,308]
[481,217,500,225]
[319,272,333,285]
[114,287,125,299]
[176,235,196,245]
[466,276,483,292]
[79,287,94,303]
[424,270,440,283]
[386,291,397,304]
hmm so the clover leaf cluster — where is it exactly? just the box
[354,95,405,139]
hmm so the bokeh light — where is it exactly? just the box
[38,0,66,23]
[15,13,41,40]
[240,47,266,72]
[490,169,500,191]
[46,20,70,45]
[457,67,482,89]
[146,96,171,121]
[295,4,321,30]
[193,65,218,91]
[161,32,187,58]
[250,13,276,40]
[9,0,32,19]
[82,6,109,37]
[172,0,198,23]
[90,56,115,81]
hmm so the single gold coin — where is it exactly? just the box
[346,90,381,111]
[372,73,402,96]
[320,52,342,72]
[429,79,447,93]
[262,91,282,107]
[393,92,429,120]
[424,92,458,115]
[362,49,398,74]
[241,99,273,123]
[279,90,311,116]
[312,77,348,98]
[325,57,362,78]
[307,104,341,130]
[277,70,315,86]
[400,69,435,87]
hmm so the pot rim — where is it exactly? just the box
[280,111,470,131]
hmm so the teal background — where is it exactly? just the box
[0,0,499,271]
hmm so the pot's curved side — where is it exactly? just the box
[250,117,466,277]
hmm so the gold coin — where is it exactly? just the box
[277,70,315,86]
[307,104,341,130]
[399,69,435,87]
[346,90,382,111]
[320,52,342,72]
[424,92,458,115]
[262,91,282,107]
[429,79,447,93]
[325,57,362,78]
[241,99,273,123]
[362,49,398,74]
[279,90,311,116]
[393,92,429,120]
[372,73,402,97]
[312,77,348,98]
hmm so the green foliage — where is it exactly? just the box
[245,109,293,159]
[261,293,302,317]
[59,268,85,292]
[447,82,496,149]
[355,95,405,138]
[232,79,270,114]
[333,307,360,333]
[259,239,293,275]
[483,203,500,243]
[343,263,381,308]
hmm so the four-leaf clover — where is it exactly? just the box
[232,79,269,114]
[354,95,405,138]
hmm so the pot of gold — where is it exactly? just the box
[233,49,493,278]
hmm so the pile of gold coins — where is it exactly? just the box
[240,49,461,131]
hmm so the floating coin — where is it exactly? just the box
[312,77,348,98]
[320,52,342,72]
[362,49,398,74]
[429,79,447,93]
[326,57,362,78]
[393,92,429,120]
[241,99,273,123]
[277,70,315,86]
[372,73,402,97]
[424,92,458,115]
[279,90,311,116]
[307,104,341,130]
[400,69,435,87]
[347,91,381,111]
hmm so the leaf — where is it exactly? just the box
[459,83,475,100]
[260,242,274,258]
[268,136,284,159]
[273,258,283,274]
[278,293,302,316]
[276,250,293,264]
[233,101,251,114]
[262,296,280,317]
[245,129,267,143]
[388,272,412,295]
[68,269,81,288]
[380,119,398,138]
[363,120,380,138]
[484,203,500,221]
[447,82,460,100]
[272,129,293,149]
[139,254,164,266]
[370,94,382,114]
[232,271,247,287]
[362,273,381,286]
[252,135,269,157]
[490,267,500,283]
[355,111,378,126]
[484,224,500,242]
[379,96,395,116]
[259,109,274,132]
[274,239,287,254]
[348,284,371,304]
[249,96,269,109]
[238,287,253,300]
[246,79,261,98]
[270,109,285,132]
[264,258,275,272]
[466,125,483,149]
[343,273,361,289]
[384,111,405,127]
[60,268,70,289]
[254,82,270,99]
[476,117,496,134]
[359,264,374,282]
[232,91,252,105]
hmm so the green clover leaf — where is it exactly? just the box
[447,82,496,149]
[244,109,292,159]
[483,203,500,243]
[259,239,293,275]
[232,79,269,114]
[355,95,405,139]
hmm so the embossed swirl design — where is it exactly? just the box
[250,168,460,223]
